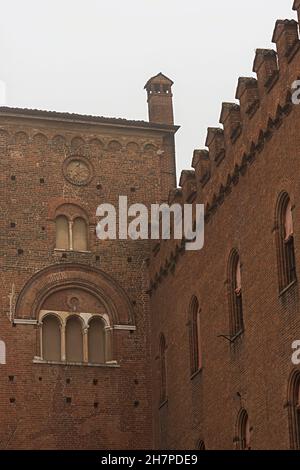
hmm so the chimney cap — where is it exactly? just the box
[144,72,174,90]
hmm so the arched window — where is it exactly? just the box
[276,193,296,291]
[237,409,251,450]
[42,315,61,361]
[66,316,83,362]
[288,371,300,449]
[197,440,206,450]
[55,212,88,252]
[228,250,244,337]
[189,296,202,375]
[88,317,105,364]
[73,217,88,251]
[55,215,69,250]
[159,334,167,404]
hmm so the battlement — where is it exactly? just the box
[179,4,300,208]
[148,1,300,291]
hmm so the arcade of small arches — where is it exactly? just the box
[13,263,135,367]
[39,310,112,365]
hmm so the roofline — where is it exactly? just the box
[0,107,180,133]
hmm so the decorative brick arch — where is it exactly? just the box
[47,197,95,224]
[14,263,135,326]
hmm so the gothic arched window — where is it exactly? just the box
[275,193,296,292]
[228,250,244,338]
[189,296,202,375]
[159,334,167,404]
[288,371,300,449]
[237,409,251,450]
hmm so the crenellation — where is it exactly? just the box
[235,77,260,119]
[205,127,225,166]
[179,170,196,203]
[219,103,242,145]
[191,149,211,188]
[253,49,279,94]
[272,19,300,66]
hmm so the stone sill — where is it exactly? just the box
[190,368,203,381]
[158,398,168,410]
[33,358,120,368]
[54,249,92,254]
[279,280,297,297]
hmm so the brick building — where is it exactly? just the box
[0,1,300,451]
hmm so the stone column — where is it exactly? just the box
[60,319,66,361]
[83,326,89,363]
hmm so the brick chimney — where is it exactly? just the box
[144,73,174,125]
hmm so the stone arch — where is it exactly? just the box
[14,131,29,146]
[47,197,95,225]
[51,135,67,152]
[107,140,122,152]
[143,143,157,155]
[89,138,104,153]
[32,133,48,149]
[71,136,85,153]
[0,129,9,152]
[14,263,135,326]
[126,142,140,154]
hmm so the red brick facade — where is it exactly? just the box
[1,3,300,450]
[0,85,177,448]
[149,2,300,450]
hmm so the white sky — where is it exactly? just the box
[0,0,296,178]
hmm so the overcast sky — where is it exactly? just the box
[0,0,296,178]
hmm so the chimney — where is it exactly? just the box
[144,73,174,125]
